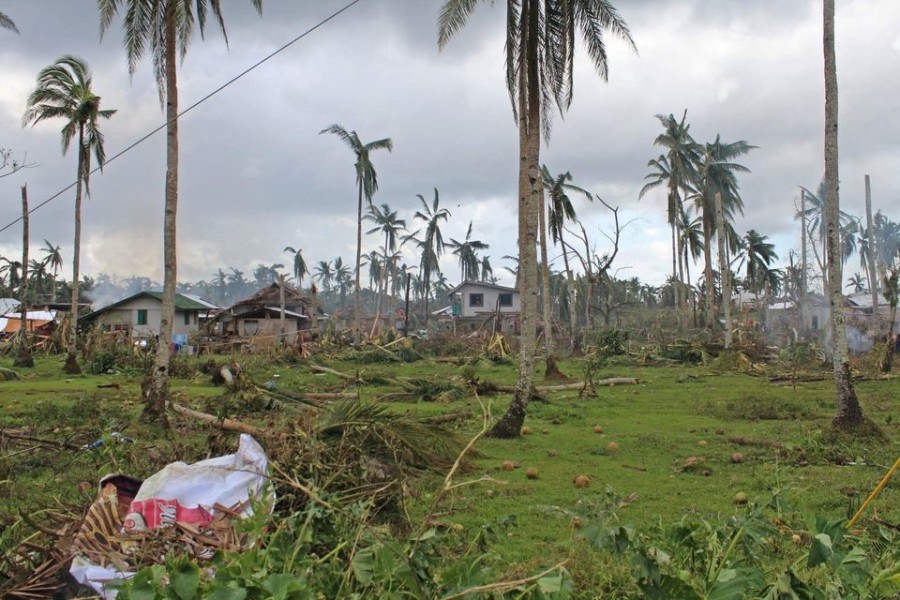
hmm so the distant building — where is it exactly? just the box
[446,281,520,334]
[210,282,314,348]
[81,291,219,343]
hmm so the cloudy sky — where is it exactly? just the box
[1,0,898,297]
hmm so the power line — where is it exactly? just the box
[0,0,364,235]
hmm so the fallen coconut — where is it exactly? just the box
[731,452,745,464]
[733,492,749,505]
[501,460,516,471]
[525,467,539,480]
[547,449,559,458]
[521,426,532,435]
[607,442,619,452]
[574,475,591,488]
[593,425,604,434]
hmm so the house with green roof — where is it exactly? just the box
[81,291,220,343]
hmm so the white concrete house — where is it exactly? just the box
[448,281,520,317]
[83,291,219,343]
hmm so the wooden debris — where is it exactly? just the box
[169,403,268,437]
[310,363,361,382]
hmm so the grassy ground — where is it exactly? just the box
[1,350,898,594]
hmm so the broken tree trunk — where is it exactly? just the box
[169,403,268,437]
[310,364,361,382]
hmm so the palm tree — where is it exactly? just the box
[543,166,591,351]
[40,240,63,302]
[439,0,635,437]
[314,260,334,292]
[333,257,352,308]
[100,0,264,423]
[24,55,116,374]
[283,246,308,289]
[640,111,700,324]
[796,180,854,288]
[320,124,392,344]
[210,268,228,305]
[846,273,865,293]
[692,135,755,333]
[823,0,864,429]
[0,11,17,33]
[447,221,489,283]
[408,189,452,327]
[365,202,407,319]
[480,255,494,283]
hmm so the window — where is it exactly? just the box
[498,293,513,307]
[811,315,818,330]
[469,293,484,308]
[184,311,191,325]
[136,309,148,326]
[244,319,259,335]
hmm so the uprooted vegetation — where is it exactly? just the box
[0,335,897,597]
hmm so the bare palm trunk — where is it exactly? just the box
[491,0,539,438]
[144,10,177,427]
[64,128,85,374]
[13,185,33,368]
[800,189,808,334]
[702,212,716,331]
[865,175,878,330]
[824,0,864,429]
[671,221,680,321]
[539,191,562,377]
[715,192,732,347]
[354,180,363,344]
[561,231,579,353]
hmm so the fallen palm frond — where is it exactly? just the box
[388,377,467,403]
[0,367,19,381]
[318,399,475,468]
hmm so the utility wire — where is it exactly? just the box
[1,0,364,235]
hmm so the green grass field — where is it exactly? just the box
[1,351,897,596]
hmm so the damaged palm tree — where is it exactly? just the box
[439,0,634,438]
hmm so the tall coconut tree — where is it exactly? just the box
[692,135,755,332]
[365,202,406,319]
[283,246,308,289]
[543,166,591,352]
[448,221,488,283]
[823,0,865,429]
[40,240,63,302]
[314,260,334,292]
[408,188,451,327]
[640,111,700,324]
[23,55,115,374]
[439,0,635,437]
[99,0,263,424]
[319,124,392,344]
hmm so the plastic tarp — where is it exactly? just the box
[69,434,269,598]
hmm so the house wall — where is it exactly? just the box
[238,316,300,345]
[454,284,520,318]
[95,297,199,340]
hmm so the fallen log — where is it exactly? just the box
[474,377,637,394]
[0,429,80,450]
[304,391,357,400]
[310,363,361,382]
[169,403,268,437]
[420,411,472,424]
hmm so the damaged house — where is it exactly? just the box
[208,282,316,348]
